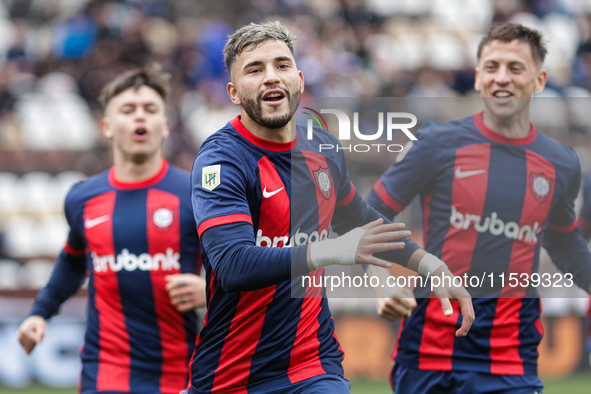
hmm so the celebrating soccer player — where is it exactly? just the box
[186,21,474,394]
[16,65,206,394]
[366,23,591,393]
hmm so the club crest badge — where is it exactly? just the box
[152,207,176,232]
[202,165,221,191]
[313,167,332,200]
[530,173,552,202]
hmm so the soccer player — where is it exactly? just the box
[366,24,591,393]
[16,65,206,394]
[186,21,474,394]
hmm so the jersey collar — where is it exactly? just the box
[231,115,298,151]
[108,158,169,190]
[473,111,537,146]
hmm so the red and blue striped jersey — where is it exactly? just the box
[188,115,421,393]
[366,112,591,375]
[31,160,201,394]
[188,116,348,393]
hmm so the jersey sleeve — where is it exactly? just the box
[578,172,591,241]
[29,186,88,319]
[366,124,438,219]
[334,143,356,208]
[201,222,308,293]
[545,158,591,293]
[330,142,421,267]
[63,185,86,256]
[547,154,580,234]
[191,142,253,238]
[332,191,420,267]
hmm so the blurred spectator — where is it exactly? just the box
[0,233,8,260]
[51,13,97,60]
[189,20,232,87]
[2,0,591,159]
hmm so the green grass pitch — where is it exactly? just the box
[1,375,590,394]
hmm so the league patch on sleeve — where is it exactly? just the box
[202,165,221,191]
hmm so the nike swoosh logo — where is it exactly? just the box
[84,215,110,229]
[455,167,486,179]
[263,187,284,198]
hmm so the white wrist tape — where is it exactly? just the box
[417,253,447,276]
[310,227,366,269]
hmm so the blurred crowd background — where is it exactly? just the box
[1,0,591,388]
[4,0,591,285]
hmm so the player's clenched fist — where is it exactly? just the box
[165,273,207,313]
[17,315,47,354]
[366,265,417,321]
[375,288,417,321]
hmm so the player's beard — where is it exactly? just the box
[240,86,301,129]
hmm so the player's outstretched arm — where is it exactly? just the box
[16,315,47,354]
[18,251,86,354]
[28,250,87,320]
[202,220,408,293]
[165,274,207,313]
[27,187,88,324]
[306,218,409,271]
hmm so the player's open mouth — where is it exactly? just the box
[262,90,286,105]
[492,90,514,104]
[493,91,512,97]
[134,127,148,140]
[493,91,513,97]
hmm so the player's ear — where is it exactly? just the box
[163,117,170,139]
[101,117,113,139]
[299,70,304,95]
[534,68,547,94]
[474,67,482,92]
[227,82,241,105]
